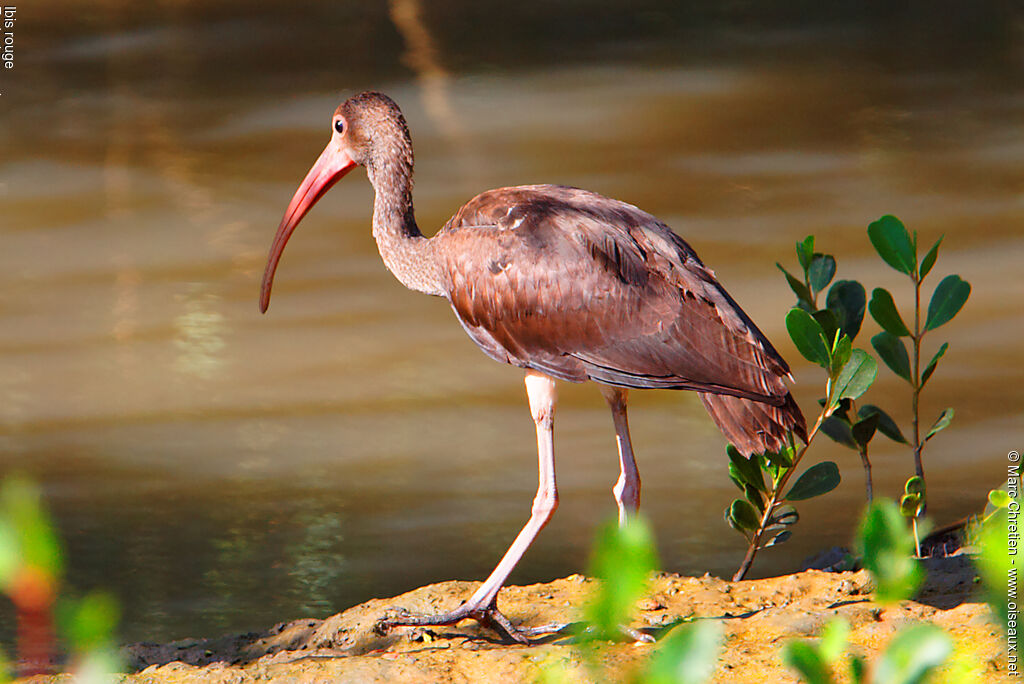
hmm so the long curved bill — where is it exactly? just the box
[259,144,357,313]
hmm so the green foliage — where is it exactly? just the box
[919,342,948,389]
[976,506,1013,632]
[862,214,970,508]
[924,409,953,442]
[898,477,925,519]
[782,638,836,684]
[0,476,121,680]
[925,275,970,332]
[726,498,761,533]
[787,308,831,368]
[872,624,953,684]
[867,215,916,275]
[856,500,923,604]
[644,620,724,684]
[832,350,877,404]
[868,288,911,337]
[584,517,659,641]
[825,280,866,341]
[730,235,882,580]
[808,254,837,296]
[545,517,723,684]
[918,236,942,281]
[857,405,907,444]
[784,462,841,501]
[986,487,1012,512]
[62,592,120,653]
[870,332,911,382]
[783,502,960,684]
[0,476,63,592]
[784,617,952,684]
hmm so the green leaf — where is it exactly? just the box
[63,592,120,652]
[825,280,866,341]
[989,489,1012,509]
[777,264,814,308]
[918,235,943,281]
[769,505,799,526]
[832,349,877,403]
[868,215,916,276]
[727,445,766,493]
[0,477,63,581]
[818,618,850,664]
[899,493,922,518]
[744,485,766,513]
[871,332,912,382]
[850,654,867,683]
[808,254,836,295]
[904,476,924,497]
[821,415,857,449]
[644,619,724,684]
[762,529,792,548]
[813,310,841,349]
[727,499,762,533]
[924,408,954,441]
[796,236,815,272]
[0,521,18,590]
[857,405,908,444]
[766,445,795,469]
[782,640,835,684]
[871,623,952,684]
[829,333,852,376]
[785,462,841,501]
[727,468,745,493]
[584,517,658,639]
[925,275,970,331]
[978,508,1013,631]
[786,308,830,368]
[868,288,911,337]
[920,342,948,389]
[851,413,879,448]
[856,500,923,604]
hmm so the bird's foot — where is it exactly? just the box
[374,598,567,645]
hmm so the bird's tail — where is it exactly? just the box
[699,392,807,457]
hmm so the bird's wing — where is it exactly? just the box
[435,185,791,402]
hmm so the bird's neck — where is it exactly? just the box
[367,157,444,296]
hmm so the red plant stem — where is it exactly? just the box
[12,568,56,676]
[17,606,54,676]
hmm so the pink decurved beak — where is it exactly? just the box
[260,144,357,313]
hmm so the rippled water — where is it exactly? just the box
[2,1,1022,646]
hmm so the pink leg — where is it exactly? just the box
[377,371,560,643]
[600,386,640,527]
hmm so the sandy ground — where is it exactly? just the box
[19,554,1013,683]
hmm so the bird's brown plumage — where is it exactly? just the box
[433,184,806,454]
[261,91,809,642]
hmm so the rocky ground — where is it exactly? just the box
[21,554,1013,683]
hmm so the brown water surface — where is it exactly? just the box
[2,1,1022,646]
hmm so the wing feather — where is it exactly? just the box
[437,185,795,407]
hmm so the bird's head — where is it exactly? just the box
[259,91,412,313]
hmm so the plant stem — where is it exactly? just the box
[732,409,828,581]
[859,445,873,503]
[912,516,921,558]
[911,273,925,513]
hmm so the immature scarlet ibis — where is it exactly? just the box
[260,91,806,643]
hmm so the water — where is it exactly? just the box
[2,1,1022,646]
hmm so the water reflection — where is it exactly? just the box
[1,0,1022,650]
[173,288,226,380]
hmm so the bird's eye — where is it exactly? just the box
[334,119,346,135]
